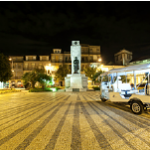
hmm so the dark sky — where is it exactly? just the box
[0,1,150,64]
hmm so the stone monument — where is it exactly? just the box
[65,41,88,92]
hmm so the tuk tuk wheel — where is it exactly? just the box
[130,101,144,115]
[100,96,106,102]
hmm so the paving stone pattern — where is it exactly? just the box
[0,91,150,150]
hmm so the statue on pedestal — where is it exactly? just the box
[73,57,79,74]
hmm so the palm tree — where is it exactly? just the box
[93,70,104,84]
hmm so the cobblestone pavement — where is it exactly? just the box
[0,91,150,150]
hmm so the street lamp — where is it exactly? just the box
[45,64,53,75]
[9,57,14,73]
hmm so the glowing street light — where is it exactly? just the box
[98,58,102,62]
[45,64,53,75]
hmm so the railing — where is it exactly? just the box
[11,76,22,79]
[64,60,71,63]
[82,52,100,55]
[23,68,34,70]
[81,61,90,63]
[51,61,64,63]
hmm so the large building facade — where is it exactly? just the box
[9,44,101,87]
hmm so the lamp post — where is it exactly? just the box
[9,57,14,88]
[9,57,14,75]
[9,58,13,71]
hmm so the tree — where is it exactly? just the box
[0,53,12,82]
[55,65,70,82]
[120,75,130,83]
[93,70,104,83]
[84,66,97,84]
[22,67,51,89]
[36,71,51,89]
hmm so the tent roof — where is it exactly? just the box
[101,63,150,76]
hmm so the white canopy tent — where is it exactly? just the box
[100,63,150,89]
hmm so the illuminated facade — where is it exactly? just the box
[8,56,24,88]
[9,44,101,87]
[51,44,101,75]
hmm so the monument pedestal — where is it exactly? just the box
[65,74,88,92]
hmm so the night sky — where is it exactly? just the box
[0,1,150,64]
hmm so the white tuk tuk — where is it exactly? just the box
[100,63,150,114]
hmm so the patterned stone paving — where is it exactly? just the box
[0,91,150,150]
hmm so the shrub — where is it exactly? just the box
[29,88,53,92]
[29,88,44,92]
[93,87,100,91]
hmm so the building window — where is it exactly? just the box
[65,57,67,62]
[90,56,93,61]
[39,64,42,69]
[32,63,35,69]
[82,57,84,61]
[33,56,36,60]
[116,57,118,61]
[18,64,22,69]
[25,63,28,69]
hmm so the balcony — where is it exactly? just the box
[11,76,22,79]
[23,67,34,70]
[64,60,71,63]
[81,61,90,63]
[51,60,64,63]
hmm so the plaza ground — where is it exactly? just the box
[0,91,150,150]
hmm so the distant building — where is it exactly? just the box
[114,48,132,65]
[129,56,150,65]
[90,63,124,72]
